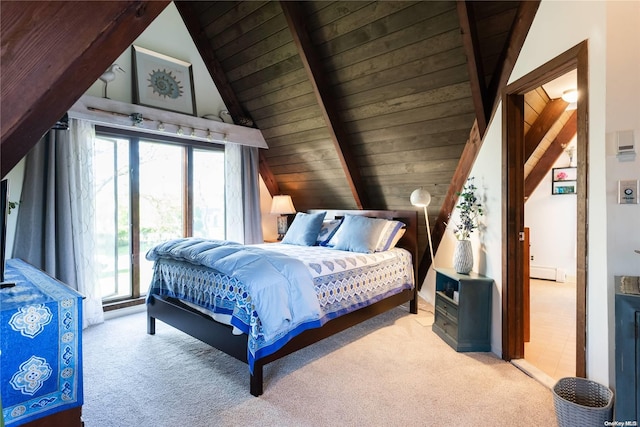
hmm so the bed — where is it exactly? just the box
[146,209,418,396]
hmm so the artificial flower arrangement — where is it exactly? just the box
[451,176,484,240]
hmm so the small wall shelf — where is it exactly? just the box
[552,166,577,195]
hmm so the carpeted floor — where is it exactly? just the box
[82,302,557,427]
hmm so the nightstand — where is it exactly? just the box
[432,268,493,352]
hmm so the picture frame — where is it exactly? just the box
[132,45,197,116]
[552,167,577,195]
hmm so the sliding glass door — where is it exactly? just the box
[95,129,225,303]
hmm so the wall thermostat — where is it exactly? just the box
[618,179,639,204]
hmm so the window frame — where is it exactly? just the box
[95,126,225,307]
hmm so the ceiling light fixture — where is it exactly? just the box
[561,89,578,103]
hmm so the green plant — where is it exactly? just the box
[452,177,483,240]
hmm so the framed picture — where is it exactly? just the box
[552,167,577,195]
[552,167,577,182]
[132,45,196,116]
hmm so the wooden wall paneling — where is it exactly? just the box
[213,2,286,62]
[328,29,463,84]
[231,54,304,94]
[222,27,292,71]
[236,69,309,104]
[253,103,321,129]
[340,60,470,109]
[259,116,327,140]
[345,98,475,135]
[265,138,334,157]
[226,43,300,82]
[1,0,170,176]
[309,1,413,44]
[351,129,470,154]
[315,2,457,60]
[457,0,489,136]
[281,0,368,209]
[247,82,316,116]
[354,113,476,144]
[262,128,330,148]
[303,1,370,28]
[342,82,472,123]
[202,1,267,48]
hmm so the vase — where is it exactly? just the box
[453,240,473,274]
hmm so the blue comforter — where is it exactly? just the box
[146,238,321,341]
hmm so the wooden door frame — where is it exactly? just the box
[502,41,588,377]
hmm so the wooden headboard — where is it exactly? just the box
[308,209,418,279]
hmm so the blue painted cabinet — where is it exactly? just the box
[1,259,83,426]
[615,279,640,423]
[433,268,493,352]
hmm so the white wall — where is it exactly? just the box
[605,0,640,387]
[525,138,578,282]
[423,0,640,386]
[85,2,227,119]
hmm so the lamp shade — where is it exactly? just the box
[410,188,431,207]
[270,195,296,214]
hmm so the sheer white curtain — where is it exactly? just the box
[224,143,262,244]
[13,119,104,328]
[65,120,103,327]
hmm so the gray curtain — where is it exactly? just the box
[242,145,263,244]
[13,120,104,328]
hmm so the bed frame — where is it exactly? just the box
[146,209,419,396]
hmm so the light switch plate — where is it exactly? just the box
[618,179,639,204]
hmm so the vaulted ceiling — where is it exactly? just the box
[1,1,552,283]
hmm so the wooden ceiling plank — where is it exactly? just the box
[524,110,577,198]
[175,0,280,197]
[280,0,369,209]
[524,97,569,160]
[486,0,541,119]
[457,1,489,136]
[175,1,249,126]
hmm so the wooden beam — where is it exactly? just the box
[417,120,482,287]
[280,1,369,209]
[1,1,170,176]
[486,1,541,118]
[457,1,488,137]
[415,1,541,289]
[524,98,569,160]
[174,1,280,197]
[524,110,577,199]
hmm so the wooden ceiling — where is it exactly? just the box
[1,0,549,283]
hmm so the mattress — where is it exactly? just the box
[147,242,414,369]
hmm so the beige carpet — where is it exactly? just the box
[82,301,557,426]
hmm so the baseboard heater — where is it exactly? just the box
[530,265,566,282]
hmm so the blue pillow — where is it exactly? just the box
[316,218,343,246]
[281,211,326,246]
[327,214,388,253]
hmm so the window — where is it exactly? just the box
[94,128,225,303]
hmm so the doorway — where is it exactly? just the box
[501,41,588,378]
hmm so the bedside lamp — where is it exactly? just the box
[410,188,435,266]
[270,195,296,240]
